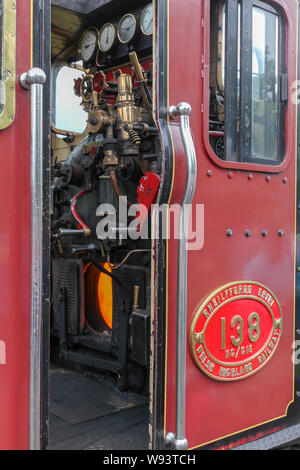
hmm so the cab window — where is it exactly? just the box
[52,65,87,134]
[209,0,286,165]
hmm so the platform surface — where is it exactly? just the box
[49,367,149,450]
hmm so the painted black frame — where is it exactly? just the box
[150,0,173,451]
[32,0,51,450]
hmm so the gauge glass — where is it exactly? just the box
[79,28,98,62]
[141,4,153,36]
[117,14,137,44]
[99,23,116,52]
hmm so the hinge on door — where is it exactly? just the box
[280,73,288,102]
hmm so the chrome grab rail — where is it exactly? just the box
[20,68,46,450]
[165,103,197,450]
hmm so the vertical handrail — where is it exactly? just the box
[165,103,197,450]
[20,68,46,450]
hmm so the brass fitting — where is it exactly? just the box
[87,109,112,134]
[116,73,142,155]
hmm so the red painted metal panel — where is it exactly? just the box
[0,0,32,450]
[163,0,297,449]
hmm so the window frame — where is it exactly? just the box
[51,62,88,137]
[0,0,16,131]
[203,0,291,173]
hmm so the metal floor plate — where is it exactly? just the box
[49,367,149,450]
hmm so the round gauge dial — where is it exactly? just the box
[117,14,137,44]
[79,28,98,62]
[99,23,116,52]
[141,4,153,36]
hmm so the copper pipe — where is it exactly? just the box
[110,170,122,198]
[138,156,147,175]
[107,249,151,271]
[110,170,132,206]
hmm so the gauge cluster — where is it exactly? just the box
[78,3,153,66]
[79,28,98,63]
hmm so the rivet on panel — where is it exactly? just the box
[207,170,213,177]
[262,230,268,237]
[228,172,233,179]
[248,173,253,181]
[227,229,233,237]
[283,177,288,184]
[278,229,284,237]
[245,230,251,237]
[265,176,271,183]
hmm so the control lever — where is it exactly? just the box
[57,228,90,238]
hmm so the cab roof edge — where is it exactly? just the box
[51,0,112,15]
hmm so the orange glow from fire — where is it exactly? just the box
[97,262,113,329]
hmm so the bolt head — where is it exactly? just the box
[26,67,46,85]
[168,105,178,119]
[177,102,192,116]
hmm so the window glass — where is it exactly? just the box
[209,0,284,165]
[54,66,87,134]
[252,7,279,160]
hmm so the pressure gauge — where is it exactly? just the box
[141,4,153,36]
[79,28,98,62]
[117,14,137,44]
[98,23,116,52]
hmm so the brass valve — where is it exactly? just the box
[116,73,142,155]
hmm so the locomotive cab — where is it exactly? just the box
[49,0,158,449]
